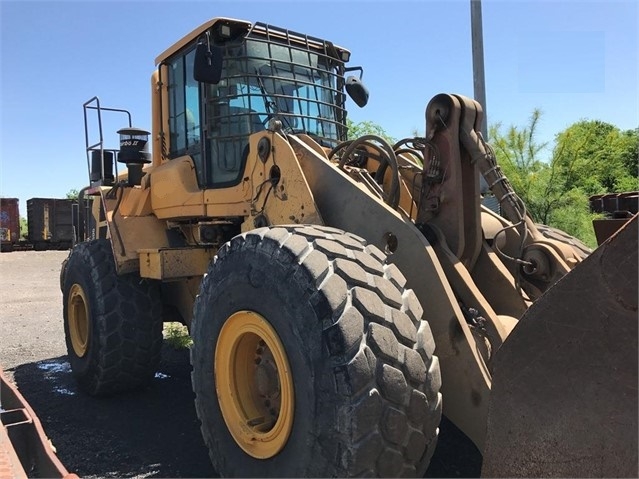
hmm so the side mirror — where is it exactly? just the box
[345,76,369,107]
[194,42,223,84]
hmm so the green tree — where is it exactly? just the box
[66,189,79,200]
[489,112,603,247]
[489,109,550,219]
[619,128,639,183]
[552,121,638,194]
[346,119,396,145]
[20,216,28,239]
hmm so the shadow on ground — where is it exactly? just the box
[11,345,215,478]
[11,343,481,478]
[426,416,482,478]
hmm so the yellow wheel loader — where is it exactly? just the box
[61,18,637,477]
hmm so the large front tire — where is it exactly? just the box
[191,225,442,477]
[62,239,163,396]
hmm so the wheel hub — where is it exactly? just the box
[255,345,282,429]
[215,311,294,459]
[68,283,89,357]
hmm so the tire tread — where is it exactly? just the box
[63,239,162,396]
[191,225,441,477]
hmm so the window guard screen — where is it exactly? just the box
[203,24,347,188]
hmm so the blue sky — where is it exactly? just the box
[1,0,637,213]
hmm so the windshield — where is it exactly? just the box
[207,38,345,140]
[203,36,346,187]
[246,39,343,139]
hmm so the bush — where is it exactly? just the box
[163,322,192,349]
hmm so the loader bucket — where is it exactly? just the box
[482,214,638,478]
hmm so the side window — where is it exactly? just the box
[184,51,201,146]
[168,56,186,154]
[167,49,204,184]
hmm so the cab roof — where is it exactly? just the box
[155,17,350,66]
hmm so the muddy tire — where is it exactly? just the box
[191,225,441,477]
[62,239,163,396]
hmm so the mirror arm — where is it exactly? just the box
[344,66,364,80]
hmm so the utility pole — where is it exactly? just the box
[471,0,487,140]
[471,0,490,194]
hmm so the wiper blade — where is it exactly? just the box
[255,68,294,130]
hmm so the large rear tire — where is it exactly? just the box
[62,239,163,396]
[191,225,442,477]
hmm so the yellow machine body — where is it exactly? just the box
[74,17,637,477]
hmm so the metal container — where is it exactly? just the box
[0,198,20,251]
[590,191,639,245]
[27,198,75,250]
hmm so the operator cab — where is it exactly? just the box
[156,18,368,190]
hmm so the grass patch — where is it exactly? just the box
[163,322,193,349]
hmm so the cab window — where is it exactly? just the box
[167,49,204,184]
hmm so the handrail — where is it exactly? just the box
[82,97,133,186]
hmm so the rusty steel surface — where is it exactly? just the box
[26,198,75,247]
[0,368,76,479]
[482,214,638,477]
[592,217,634,246]
[590,192,638,245]
[589,191,639,215]
[0,198,21,249]
[0,419,27,479]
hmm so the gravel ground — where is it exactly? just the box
[0,250,481,478]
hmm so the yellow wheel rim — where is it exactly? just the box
[215,311,294,459]
[68,283,89,357]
